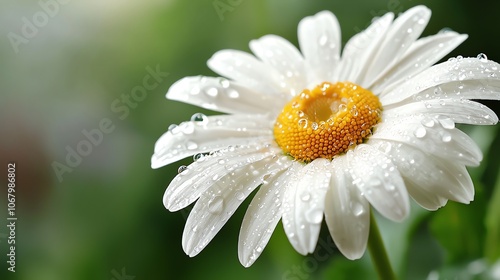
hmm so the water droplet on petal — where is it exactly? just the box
[437,116,455,129]
[206,87,218,97]
[319,34,328,46]
[235,191,245,201]
[477,53,488,61]
[208,196,224,214]
[300,192,311,202]
[298,119,308,128]
[178,165,188,174]
[219,78,230,88]
[186,141,198,150]
[311,122,319,130]
[413,126,427,138]
[352,203,364,217]
[421,117,435,127]
[180,122,195,134]
[305,208,323,224]
[190,113,208,125]
[441,131,452,142]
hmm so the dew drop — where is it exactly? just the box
[180,122,195,134]
[477,53,488,61]
[352,203,365,217]
[339,104,347,112]
[319,34,328,46]
[413,126,427,138]
[178,165,188,174]
[300,192,311,202]
[219,78,230,88]
[227,89,240,98]
[421,117,435,128]
[441,131,452,142]
[298,119,308,128]
[311,122,319,130]
[350,105,359,116]
[190,113,208,124]
[305,208,323,224]
[206,87,218,97]
[437,116,455,129]
[193,153,205,162]
[186,141,198,150]
[235,191,245,201]
[208,196,224,214]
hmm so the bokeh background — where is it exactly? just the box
[1,0,500,279]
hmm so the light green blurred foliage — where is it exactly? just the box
[0,0,499,279]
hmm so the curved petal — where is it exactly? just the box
[166,76,284,115]
[298,11,341,84]
[371,32,467,92]
[282,159,331,255]
[380,57,500,105]
[249,35,306,96]
[207,50,285,96]
[152,114,273,168]
[325,156,370,260]
[164,144,278,211]
[409,79,500,102]
[373,114,483,166]
[182,152,291,257]
[362,5,431,87]
[341,12,394,84]
[347,144,410,222]
[238,161,301,267]
[385,99,498,125]
[371,139,474,205]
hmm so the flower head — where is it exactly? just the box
[152,5,500,267]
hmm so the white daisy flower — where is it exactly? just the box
[152,5,500,267]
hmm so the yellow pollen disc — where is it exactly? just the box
[274,82,382,162]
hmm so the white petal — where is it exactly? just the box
[238,161,301,267]
[298,11,341,84]
[347,144,410,222]
[207,50,285,96]
[341,12,394,84]
[250,35,306,96]
[152,114,272,168]
[408,79,500,102]
[380,57,500,105]
[371,32,467,92]
[182,152,291,257]
[325,156,370,260]
[282,159,331,255]
[371,140,474,204]
[362,5,431,87]
[166,76,283,114]
[373,114,483,166]
[385,99,498,125]
[164,145,277,211]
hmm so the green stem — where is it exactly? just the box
[368,211,397,280]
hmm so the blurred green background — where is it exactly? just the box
[1,0,500,279]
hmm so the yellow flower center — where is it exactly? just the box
[274,82,382,162]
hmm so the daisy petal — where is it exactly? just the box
[207,50,285,96]
[380,57,500,105]
[371,32,467,92]
[411,79,500,102]
[298,11,341,84]
[164,145,276,211]
[282,159,331,255]
[238,161,301,267]
[182,153,290,257]
[325,156,370,260]
[250,35,306,96]
[363,5,431,86]
[372,140,473,204]
[373,115,483,166]
[166,76,283,114]
[385,99,498,125]
[347,144,410,222]
[152,114,272,168]
[341,12,394,83]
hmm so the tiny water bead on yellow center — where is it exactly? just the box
[274,82,382,162]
